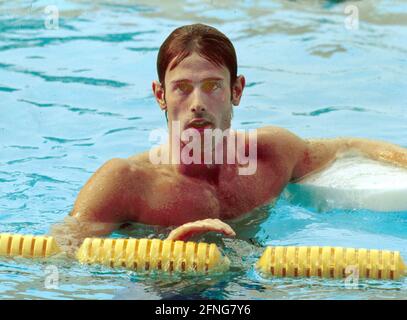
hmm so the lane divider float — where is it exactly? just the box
[0,233,229,273]
[256,246,406,280]
[76,237,230,272]
[1,233,405,279]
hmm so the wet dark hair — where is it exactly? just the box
[157,23,238,90]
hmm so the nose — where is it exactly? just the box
[190,104,206,113]
[189,89,206,113]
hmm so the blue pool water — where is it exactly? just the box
[1,0,406,299]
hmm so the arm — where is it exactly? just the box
[292,136,407,181]
[50,158,136,255]
[170,131,407,241]
[258,126,407,182]
[52,156,234,249]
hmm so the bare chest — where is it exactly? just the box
[136,161,288,226]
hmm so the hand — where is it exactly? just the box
[166,218,236,241]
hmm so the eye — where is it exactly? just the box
[175,82,193,94]
[202,80,221,93]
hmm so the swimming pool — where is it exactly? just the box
[0,0,406,299]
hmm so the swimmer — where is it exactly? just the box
[51,23,407,253]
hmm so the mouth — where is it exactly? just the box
[186,118,213,130]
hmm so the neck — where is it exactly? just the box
[166,127,239,184]
[167,137,226,185]
[178,161,221,185]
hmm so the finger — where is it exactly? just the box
[166,219,236,241]
[221,226,236,237]
[207,220,236,236]
[166,229,183,240]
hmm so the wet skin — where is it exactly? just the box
[52,53,407,249]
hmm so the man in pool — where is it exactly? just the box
[52,23,407,251]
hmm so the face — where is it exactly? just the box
[153,52,245,135]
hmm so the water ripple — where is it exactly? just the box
[1,64,128,88]
[103,127,138,136]
[43,136,92,144]
[309,44,347,58]
[23,71,129,88]
[19,99,123,117]
[53,166,93,174]
[72,143,95,147]
[6,154,67,165]
[126,47,159,52]
[0,86,19,92]
[240,121,263,125]
[6,145,39,150]
[292,106,369,117]
[0,18,76,33]
[245,81,264,88]
[25,173,68,187]
[0,178,16,183]
[25,56,44,59]
[0,31,157,51]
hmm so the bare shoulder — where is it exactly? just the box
[94,157,145,182]
[87,156,148,202]
[88,144,155,176]
[257,125,299,138]
[256,125,307,157]
[127,145,162,166]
